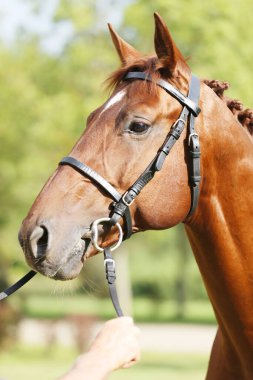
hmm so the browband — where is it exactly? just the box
[124,72,201,117]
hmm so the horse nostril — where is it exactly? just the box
[30,225,49,258]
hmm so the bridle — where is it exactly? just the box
[59,71,201,315]
[0,71,201,317]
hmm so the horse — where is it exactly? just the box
[18,13,253,379]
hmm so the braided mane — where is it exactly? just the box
[204,79,253,135]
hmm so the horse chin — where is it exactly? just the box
[51,257,84,281]
[31,238,93,281]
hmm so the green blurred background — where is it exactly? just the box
[0,0,252,379]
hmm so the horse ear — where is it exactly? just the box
[154,12,188,76]
[108,23,141,65]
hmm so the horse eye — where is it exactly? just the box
[129,121,150,134]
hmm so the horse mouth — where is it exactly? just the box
[51,236,93,280]
[31,233,94,281]
[81,236,93,261]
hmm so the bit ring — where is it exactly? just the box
[91,217,123,252]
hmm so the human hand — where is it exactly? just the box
[88,316,140,371]
[59,317,140,380]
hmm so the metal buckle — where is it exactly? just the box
[188,132,199,146]
[174,117,186,127]
[91,217,123,252]
[122,191,134,206]
[104,258,115,269]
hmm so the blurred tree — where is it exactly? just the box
[122,0,253,104]
[173,225,189,319]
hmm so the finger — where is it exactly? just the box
[118,316,134,325]
[122,361,136,369]
[122,356,140,369]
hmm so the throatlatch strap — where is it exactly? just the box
[104,248,123,317]
[0,270,37,301]
[187,75,201,216]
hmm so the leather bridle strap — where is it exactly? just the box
[187,75,201,216]
[125,72,201,116]
[60,156,132,240]
[104,247,123,317]
[0,270,37,300]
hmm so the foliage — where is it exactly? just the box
[123,0,253,104]
[0,0,252,320]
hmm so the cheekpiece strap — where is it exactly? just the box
[119,72,201,217]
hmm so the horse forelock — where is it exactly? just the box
[105,54,190,96]
[106,55,161,95]
[204,79,253,135]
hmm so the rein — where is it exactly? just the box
[0,72,201,317]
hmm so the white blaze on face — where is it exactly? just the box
[100,89,126,117]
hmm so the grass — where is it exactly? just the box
[2,277,213,379]
[0,345,208,380]
[0,345,76,380]
[110,353,208,380]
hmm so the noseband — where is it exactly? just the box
[0,72,201,316]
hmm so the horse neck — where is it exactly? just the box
[185,87,253,375]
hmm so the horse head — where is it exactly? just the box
[18,13,202,280]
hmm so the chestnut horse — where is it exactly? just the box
[18,13,253,380]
